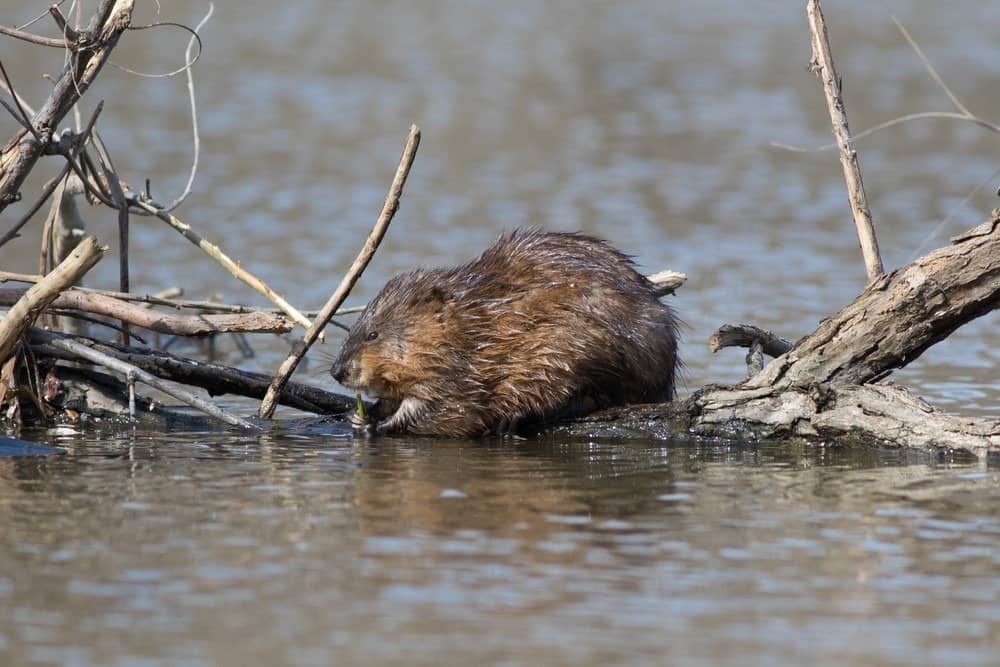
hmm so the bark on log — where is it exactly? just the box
[0,288,292,336]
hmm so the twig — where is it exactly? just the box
[48,6,80,43]
[807,0,883,283]
[32,329,261,430]
[0,60,42,143]
[0,237,104,366]
[258,124,422,418]
[91,129,131,343]
[0,24,69,48]
[163,4,212,212]
[124,195,314,332]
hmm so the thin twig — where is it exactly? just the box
[91,127,132,343]
[115,19,205,78]
[126,194,315,331]
[807,0,884,282]
[0,60,42,143]
[163,3,212,212]
[258,124,422,418]
[0,24,69,48]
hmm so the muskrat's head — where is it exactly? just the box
[330,269,450,400]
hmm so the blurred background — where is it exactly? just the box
[2,0,997,414]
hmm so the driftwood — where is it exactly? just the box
[0,288,292,336]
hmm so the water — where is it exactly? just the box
[2,430,999,666]
[1,1,998,664]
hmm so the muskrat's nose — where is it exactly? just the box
[331,361,347,384]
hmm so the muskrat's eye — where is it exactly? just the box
[366,331,379,342]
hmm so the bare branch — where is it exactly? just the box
[259,124,422,418]
[807,0,884,282]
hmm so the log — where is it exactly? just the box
[0,288,292,336]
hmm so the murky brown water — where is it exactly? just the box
[1,1,998,665]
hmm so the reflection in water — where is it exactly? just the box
[0,428,997,666]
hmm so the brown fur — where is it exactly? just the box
[331,229,680,437]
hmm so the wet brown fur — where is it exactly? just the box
[331,229,680,437]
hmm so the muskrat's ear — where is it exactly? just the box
[421,287,450,311]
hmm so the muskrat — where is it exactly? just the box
[331,229,679,437]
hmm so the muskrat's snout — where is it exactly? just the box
[330,359,348,384]
[329,347,356,386]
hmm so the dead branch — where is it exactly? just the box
[0,0,134,213]
[0,237,104,366]
[259,124,422,418]
[708,324,793,358]
[0,288,292,336]
[806,0,883,282]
